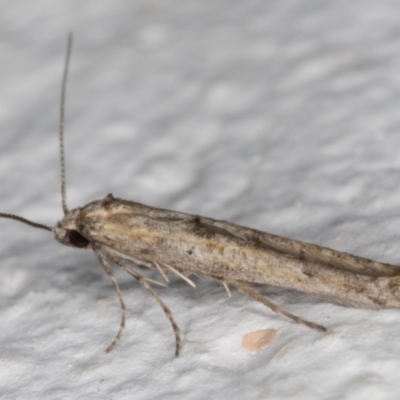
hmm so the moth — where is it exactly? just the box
[2,35,400,357]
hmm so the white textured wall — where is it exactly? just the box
[1,1,400,399]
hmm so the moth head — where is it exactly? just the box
[53,208,91,249]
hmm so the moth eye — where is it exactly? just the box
[68,230,89,248]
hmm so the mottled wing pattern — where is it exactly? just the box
[199,217,400,277]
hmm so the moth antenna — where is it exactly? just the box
[0,213,52,232]
[0,37,73,232]
[59,33,73,215]
[1,35,73,231]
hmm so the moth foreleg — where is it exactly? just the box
[229,280,327,332]
[93,249,127,352]
[108,256,182,357]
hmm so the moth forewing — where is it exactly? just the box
[58,192,400,310]
[76,195,400,308]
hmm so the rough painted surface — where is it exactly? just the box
[1,1,400,399]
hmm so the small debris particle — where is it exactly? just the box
[241,329,278,353]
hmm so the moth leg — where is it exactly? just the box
[93,250,127,352]
[117,259,168,287]
[213,278,232,297]
[107,255,182,357]
[142,276,169,288]
[162,263,196,288]
[229,280,327,332]
[154,261,170,283]
[222,281,232,297]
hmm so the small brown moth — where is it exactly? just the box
[2,35,400,357]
